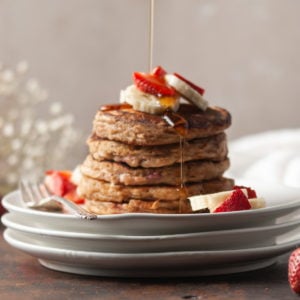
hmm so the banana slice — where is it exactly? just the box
[249,197,266,209]
[189,189,248,212]
[120,85,180,114]
[165,74,208,111]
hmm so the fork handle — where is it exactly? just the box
[47,196,97,220]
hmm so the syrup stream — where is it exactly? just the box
[104,1,187,213]
[163,111,188,213]
[148,0,155,71]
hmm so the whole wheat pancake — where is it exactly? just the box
[93,104,231,146]
[88,132,228,168]
[85,198,192,214]
[78,175,234,203]
[81,155,230,186]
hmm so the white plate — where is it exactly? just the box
[4,228,299,277]
[2,189,300,235]
[2,212,300,253]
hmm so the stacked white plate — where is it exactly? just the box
[2,179,300,277]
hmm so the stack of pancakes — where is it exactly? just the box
[77,104,234,214]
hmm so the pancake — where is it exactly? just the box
[85,199,193,214]
[93,104,231,146]
[88,132,228,168]
[78,175,234,203]
[80,155,230,186]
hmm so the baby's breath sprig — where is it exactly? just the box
[0,62,81,195]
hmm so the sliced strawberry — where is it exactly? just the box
[174,73,205,95]
[151,66,167,78]
[0,200,6,216]
[233,185,257,198]
[133,72,176,97]
[45,171,65,196]
[64,189,85,205]
[289,248,300,293]
[44,170,76,197]
[213,189,251,213]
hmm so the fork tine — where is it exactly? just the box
[31,182,44,201]
[39,183,51,198]
[19,180,36,206]
[19,178,97,219]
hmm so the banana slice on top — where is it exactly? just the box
[120,85,180,115]
[165,74,208,111]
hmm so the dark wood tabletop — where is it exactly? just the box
[0,223,299,300]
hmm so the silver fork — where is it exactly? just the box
[19,180,97,220]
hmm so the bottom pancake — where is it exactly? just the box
[78,174,234,203]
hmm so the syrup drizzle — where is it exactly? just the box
[163,111,188,213]
[102,0,187,213]
[101,103,189,213]
[101,103,132,111]
[148,0,155,71]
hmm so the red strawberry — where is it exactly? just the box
[174,73,205,95]
[64,189,85,205]
[133,72,176,97]
[45,170,76,197]
[0,200,6,216]
[213,189,251,213]
[151,66,167,78]
[234,185,257,198]
[289,248,300,293]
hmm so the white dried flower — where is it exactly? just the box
[7,173,18,185]
[11,139,22,150]
[1,69,14,82]
[8,154,18,166]
[0,61,81,195]
[16,61,29,74]
[35,120,49,134]
[26,78,39,92]
[2,123,14,137]
[50,102,62,115]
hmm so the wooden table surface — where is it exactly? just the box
[0,223,299,300]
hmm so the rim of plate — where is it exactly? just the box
[4,228,300,257]
[2,212,300,240]
[2,190,300,220]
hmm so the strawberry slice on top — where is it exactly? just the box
[151,66,167,79]
[213,189,251,213]
[133,71,176,97]
[174,72,205,96]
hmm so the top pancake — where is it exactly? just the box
[93,104,231,146]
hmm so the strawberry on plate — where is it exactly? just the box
[64,189,85,205]
[213,188,251,213]
[289,248,300,293]
[0,200,6,216]
[44,170,85,204]
[133,71,176,97]
[234,185,257,198]
[45,170,75,197]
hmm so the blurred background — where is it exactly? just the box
[0,0,299,193]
